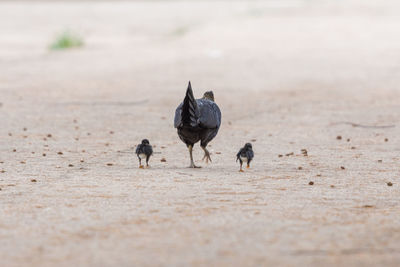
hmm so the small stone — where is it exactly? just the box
[80,159,84,163]
[73,119,78,123]
[8,133,12,136]
[228,121,232,125]
[42,153,46,157]
[47,134,52,138]
[57,152,63,155]
[347,138,350,142]
[75,137,79,141]
[316,174,322,177]
[351,146,356,149]
[0,170,5,173]
[43,137,47,141]
[75,126,79,130]
[109,131,114,134]
[378,160,382,163]
[336,135,342,140]
[87,132,91,136]
[68,164,74,167]
[215,152,221,154]
[387,182,393,186]
[278,154,283,157]
[31,152,35,154]
[160,158,167,162]
[330,185,335,188]
[298,166,303,170]
[341,166,345,170]
[384,138,389,142]
[105,143,109,146]
[308,181,314,185]
[285,152,294,156]
[251,139,257,142]
[161,146,166,149]
[106,163,113,166]
[31,179,37,182]
[82,150,86,153]
[23,127,27,131]
[20,161,26,164]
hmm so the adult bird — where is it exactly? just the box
[174,81,221,168]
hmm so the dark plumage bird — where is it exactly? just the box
[174,81,222,168]
[236,143,254,172]
[135,139,153,168]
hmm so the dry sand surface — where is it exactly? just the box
[1,0,400,266]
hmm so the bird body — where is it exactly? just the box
[236,143,254,172]
[135,139,153,168]
[174,82,221,168]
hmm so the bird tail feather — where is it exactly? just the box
[181,81,199,127]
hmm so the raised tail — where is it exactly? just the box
[181,81,199,127]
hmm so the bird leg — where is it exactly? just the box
[201,146,212,163]
[139,158,144,169]
[247,163,250,169]
[145,156,150,168]
[188,145,201,168]
[239,161,244,172]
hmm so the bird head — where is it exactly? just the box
[203,91,215,101]
[141,139,150,145]
[244,143,252,149]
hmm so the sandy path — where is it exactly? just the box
[0,1,399,266]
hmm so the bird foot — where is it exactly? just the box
[202,152,212,163]
[145,165,150,169]
[239,169,244,172]
[139,165,144,169]
[246,165,250,169]
[189,163,201,168]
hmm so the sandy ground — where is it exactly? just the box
[0,1,400,266]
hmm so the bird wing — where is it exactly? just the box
[197,99,221,129]
[236,148,243,162]
[135,144,141,154]
[246,149,254,160]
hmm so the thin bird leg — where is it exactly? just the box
[146,156,150,168]
[139,158,144,169]
[188,145,200,168]
[247,162,250,169]
[239,161,244,172]
[201,146,212,163]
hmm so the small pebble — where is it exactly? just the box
[106,163,113,166]
[228,121,232,125]
[347,138,350,142]
[161,146,166,149]
[20,161,26,164]
[285,152,294,156]
[351,146,356,149]
[330,185,335,188]
[308,181,314,185]
[160,158,167,162]
[278,154,283,158]
[109,131,114,134]
[87,132,91,136]
[47,134,52,138]
[387,182,393,186]
[336,135,342,140]
[0,170,5,173]
[251,139,257,142]
[23,127,27,131]
[341,166,345,170]
[43,137,47,141]
[31,152,35,154]
[75,126,79,130]
[73,119,77,123]
[68,164,74,167]
[8,133,12,136]
[378,160,382,163]
[57,152,63,155]
[316,174,321,177]
[80,159,84,163]
[215,152,221,154]
[42,153,46,157]
[31,179,37,182]
[298,166,303,170]
[384,138,389,142]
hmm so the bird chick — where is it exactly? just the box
[135,139,153,168]
[236,143,254,172]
